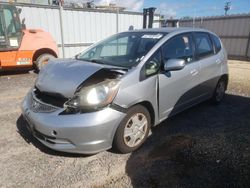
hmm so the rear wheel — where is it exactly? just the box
[35,54,55,71]
[211,78,226,104]
[113,105,151,153]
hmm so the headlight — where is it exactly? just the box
[64,79,120,110]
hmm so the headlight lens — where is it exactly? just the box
[65,79,120,110]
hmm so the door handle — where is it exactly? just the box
[190,69,198,76]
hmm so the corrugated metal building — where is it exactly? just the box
[15,3,160,57]
[179,14,250,60]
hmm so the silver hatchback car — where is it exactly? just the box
[22,28,228,154]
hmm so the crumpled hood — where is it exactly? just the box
[36,59,104,98]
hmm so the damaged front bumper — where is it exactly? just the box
[21,91,126,154]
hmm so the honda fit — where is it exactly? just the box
[21,28,228,154]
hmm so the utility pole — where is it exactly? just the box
[224,1,231,15]
[116,7,119,33]
[192,9,196,28]
[59,0,65,58]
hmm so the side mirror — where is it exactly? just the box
[164,59,185,71]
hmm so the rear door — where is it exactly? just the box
[158,33,201,120]
[193,32,222,97]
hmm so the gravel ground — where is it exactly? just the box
[0,60,249,188]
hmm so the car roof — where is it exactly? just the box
[127,27,210,34]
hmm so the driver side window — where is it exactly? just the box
[163,33,194,63]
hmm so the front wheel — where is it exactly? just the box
[35,54,55,71]
[113,105,151,153]
[211,78,227,104]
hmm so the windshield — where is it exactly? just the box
[77,32,166,68]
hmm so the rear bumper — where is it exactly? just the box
[21,91,126,154]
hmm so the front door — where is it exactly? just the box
[158,33,201,121]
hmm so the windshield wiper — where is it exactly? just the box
[76,58,128,68]
[75,57,104,64]
[90,59,107,65]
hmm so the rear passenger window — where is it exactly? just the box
[194,33,213,58]
[162,34,194,63]
[211,34,222,53]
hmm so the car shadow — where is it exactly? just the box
[16,115,92,158]
[125,94,250,187]
[0,69,32,76]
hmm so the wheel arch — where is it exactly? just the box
[32,48,58,63]
[133,101,156,127]
[112,101,155,153]
[220,74,229,90]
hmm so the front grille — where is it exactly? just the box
[34,87,68,108]
[30,96,58,113]
[30,93,59,113]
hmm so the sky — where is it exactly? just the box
[145,0,250,18]
[73,0,250,18]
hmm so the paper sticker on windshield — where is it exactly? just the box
[142,34,163,39]
[10,39,18,47]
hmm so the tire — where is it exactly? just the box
[113,105,151,153]
[35,54,55,71]
[211,78,227,104]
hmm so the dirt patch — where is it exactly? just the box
[125,93,250,188]
[227,60,250,97]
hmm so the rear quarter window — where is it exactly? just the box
[211,34,222,53]
[194,32,214,58]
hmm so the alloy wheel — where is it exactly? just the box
[123,113,148,148]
